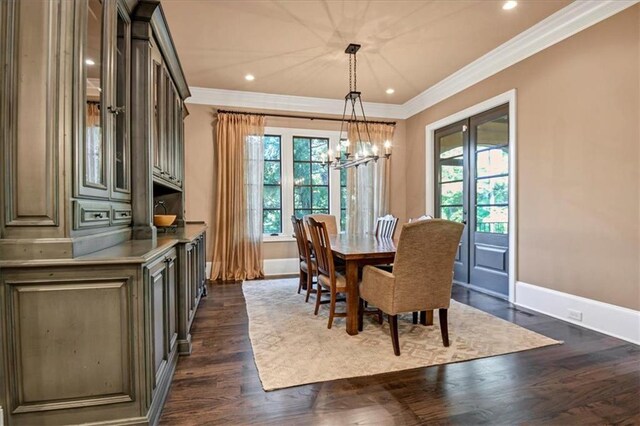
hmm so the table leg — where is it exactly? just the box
[345,260,359,335]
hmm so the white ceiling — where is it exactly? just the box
[161,0,571,104]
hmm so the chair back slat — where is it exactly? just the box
[291,216,311,264]
[375,214,398,239]
[306,217,335,280]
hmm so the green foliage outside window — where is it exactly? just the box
[293,137,329,218]
[263,135,282,234]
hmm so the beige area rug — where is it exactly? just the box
[243,279,561,391]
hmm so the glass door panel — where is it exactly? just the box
[113,4,131,198]
[83,0,107,193]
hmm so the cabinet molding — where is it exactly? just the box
[3,278,135,413]
[2,0,62,228]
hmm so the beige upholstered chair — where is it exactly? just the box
[303,214,338,236]
[306,217,348,328]
[291,216,316,302]
[358,219,464,356]
[374,214,398,239]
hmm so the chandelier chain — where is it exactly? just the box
[348,53,352,92]
[354,52,357,92]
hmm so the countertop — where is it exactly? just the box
[0,224,207,268]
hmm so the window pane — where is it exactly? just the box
[340,186,347,209]
[440,181,463,206]
[294,186,311,209]
[293,137,310,161]
[476,206,508,234]
[293,162,310,185]
[441,206,464,223]
[263,186,281,209]
[440,156,463,182]
[263,210,281,234]
[312,187,329,209]
[476,176,508,205]
[340,209,346,231]
[313,209,329,215]
[439,131,463,159]
[311,163,328,185]
[476,114,508,150]
[294,209,312,219]
[311,138,328,162]
[264,161,281,185]
[264,135,280,160]
[477,147,508,178]
[340,168,347,187]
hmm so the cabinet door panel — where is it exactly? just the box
[111,2,131,200]
[76,0,110,199]
[149,262,167,386]
[152,60,163,177]
[166,253,178,348]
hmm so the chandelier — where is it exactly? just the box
[323,43,392,170]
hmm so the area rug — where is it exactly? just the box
[243,279,560,391]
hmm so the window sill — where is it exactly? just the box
[263,235,296,243]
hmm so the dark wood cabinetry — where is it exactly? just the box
[0,1,204,424]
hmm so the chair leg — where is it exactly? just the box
[364,301,368,308]
[358,298,364,332]
[412,312,418,324]
[305,271,313,303]
[314,285,322,315]
[420,310,434,326]
[297,271,304,294]
[328,289,337,329]
[377,309,383,325]
[389,315,400,356]
[439,309,449,347]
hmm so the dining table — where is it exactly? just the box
[328,234,398,335]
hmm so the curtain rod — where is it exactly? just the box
[216,109,396,126]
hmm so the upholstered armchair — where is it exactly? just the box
[358,219,464,356]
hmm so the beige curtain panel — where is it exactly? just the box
[346,122,395,235]
[211,112,265,281]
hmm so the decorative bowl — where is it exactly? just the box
[153,214,176,227]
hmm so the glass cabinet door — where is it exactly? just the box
[79,0,109,198]
[112,2,131,200]
[152,61,163,176]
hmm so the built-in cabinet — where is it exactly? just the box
[74,0,133,230]
[0,1,205,424]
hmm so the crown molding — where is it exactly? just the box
[401,0,639,118]
[186,87,406,119]
[185,0,638,120]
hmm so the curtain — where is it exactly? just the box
[211,112,265,281]
[86,102,102,184]
[346,122,395,235]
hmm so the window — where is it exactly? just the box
[261,128,342,239]
[339,142,348,231]
[293,137,329,218]
[262,135,282,234]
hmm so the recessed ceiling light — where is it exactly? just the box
[85,58,95,66]
[386,88,395,94]
[502,1,517,10]
[245,74,255,81]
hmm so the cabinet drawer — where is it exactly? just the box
[111,205,132,226]
[73,201,111,229]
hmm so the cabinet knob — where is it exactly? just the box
[108,105,125,115]
[93,213,104,219]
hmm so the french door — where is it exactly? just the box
[435,104,510,298]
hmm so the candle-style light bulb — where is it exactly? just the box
[372,145,379,156]
[384,140,392,155]
[343,139,351,155]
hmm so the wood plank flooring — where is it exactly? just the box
[160,280,640,425]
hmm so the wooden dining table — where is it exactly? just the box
[329,234,398,335]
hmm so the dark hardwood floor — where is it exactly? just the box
[160,280,640,425]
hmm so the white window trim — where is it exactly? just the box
[263,126,342,242]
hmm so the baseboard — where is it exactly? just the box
[515,281,640,345]
[264,258,299,277]
[205,262,212,280]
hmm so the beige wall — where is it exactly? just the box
[405,6,640,310]
[183,105,407,260]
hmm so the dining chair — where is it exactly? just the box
[408,214,433,223]
[291,216,317,302]
[303,214,338,235]
[306,217,349,329]
[358,219,464,356]
[374,214,398,239]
